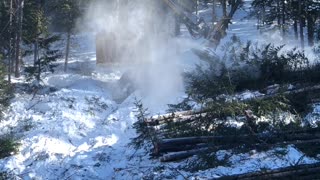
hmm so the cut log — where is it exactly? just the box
[146,109,205,123]
[152,143,208,156]
[159,138,320,162]
[146,113,205,126]
[158,130,320,146]
[156,130,320,151]
[146,84,320,126]
[258,84,320,101]
[160,147,209,162]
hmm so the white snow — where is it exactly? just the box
[305,103,320,127]
[0,1,319,179]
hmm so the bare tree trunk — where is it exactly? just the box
[282,0,286,36]
[212,0,216,22]
[262,2,265,26]
[222,0,227,17]
[307,16,314,47]
[34,42,38,66]
[8,0,13,83]
[196,0,199,15]
[277,1,281,29]
[34,0,40,66]
[64,30,71,72]
[298,0,304,49]
[15,0,24,78]
[294,19,298,40]
[174,15,180,36]
[37,50,41,81]
[11,0,17,75]
[306,5,315,47]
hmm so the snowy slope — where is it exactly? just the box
[0,2,319,179]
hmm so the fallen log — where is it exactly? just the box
[147,84,320,127]
[159,138,320,162]
[256,84,320,101]
[155,130,320,154]
[146,113,205,126]
[152,143,208,156]
[218,162,320,180]
[146,109,205,125]
[160,147,209,162]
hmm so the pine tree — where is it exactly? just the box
[49,0,81,72]
[0,54,12,119]
[251,0,320,47]
[24,34,61,83]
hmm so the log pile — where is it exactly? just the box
[142,84,320,163]
[152,129,320,162]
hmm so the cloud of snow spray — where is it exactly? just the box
[80,0,186,110]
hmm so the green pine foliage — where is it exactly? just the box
[0,56,18,160]
[130,99,157,151]
[0,1,10,55]
[163,96,297,138]
[49,0,81,32]
[0,136,20,159]
[24,34,61,82]
[0,56,12,119]
[186,36,320,101]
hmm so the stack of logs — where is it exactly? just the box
[137,82,320,180]
[144,84,320,162]
[145,111,320,179]
[147,116,320,162]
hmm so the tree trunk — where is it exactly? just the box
[159,138,320,162]
[157,131,320,151]
[160,147,209,162]
[212,0,216,22]
[277,1,281,28]
[222,0,227,17]
[307,12,315,46]
[37,50,41,81]
[282,0,286,36]
[262,2,265,27]
[34,42,38,66]
[298,0,304,48]
[196,0,199,15]
[64,30,71,72]
[294,19,298,40]
[34,0,40,66]
[15,0,24,78]
[174,15,180,36]
[8,0,13,83]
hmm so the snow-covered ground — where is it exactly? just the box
[0,35,318,179]
[1,1,320,179]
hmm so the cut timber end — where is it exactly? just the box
[95,31,118,64]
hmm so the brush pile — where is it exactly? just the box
[131,83,320,163]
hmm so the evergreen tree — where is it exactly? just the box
[49,0,81,72]
[0,54,12,119]
[24,34,61,83]
[251,0,320,47]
